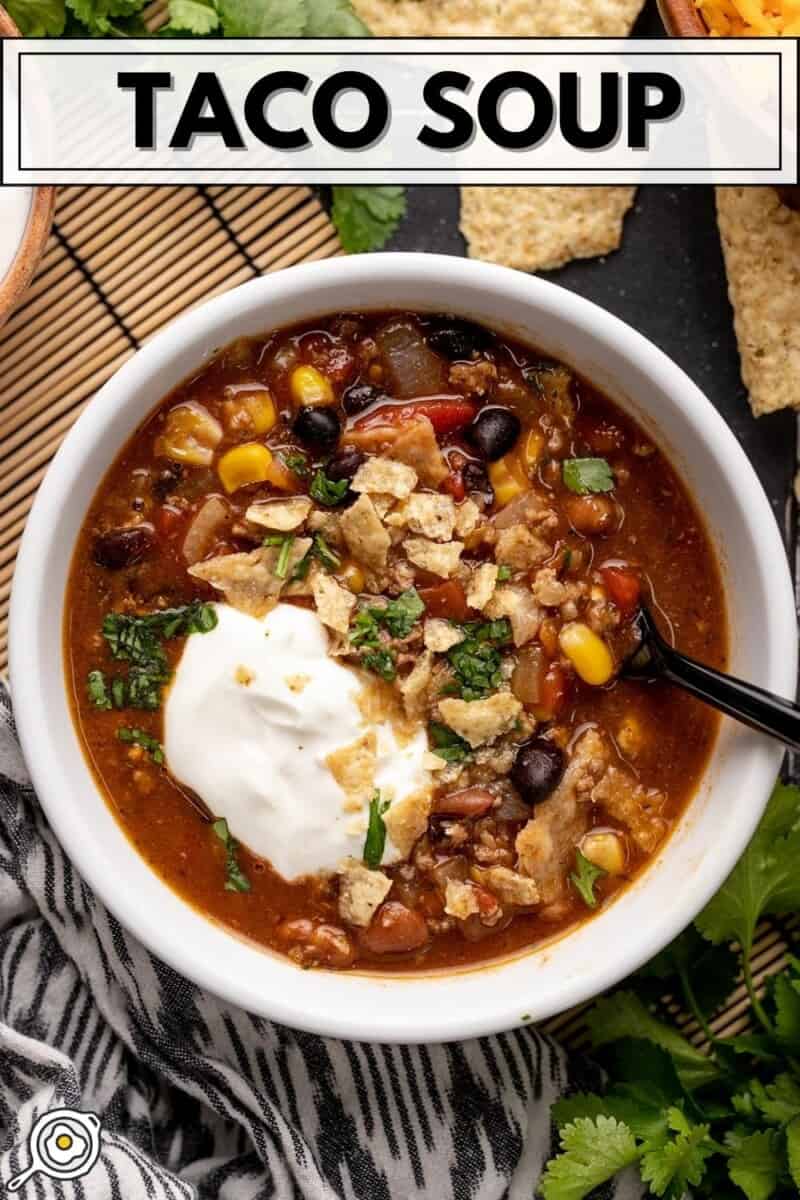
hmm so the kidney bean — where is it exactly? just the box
[433,787,496,818]
[360,902,429,955]
[564,494,618,536]
[92,525,155,570]
[277,918,355,968]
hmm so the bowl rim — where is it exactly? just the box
[9,252,796,1042]
[0,6,55,328]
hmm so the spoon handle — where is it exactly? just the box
[659,644,800,752]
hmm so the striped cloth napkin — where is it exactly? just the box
[0,682,628,1200]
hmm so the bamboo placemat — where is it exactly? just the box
[0,180,794,1050]
[0,184,343,671]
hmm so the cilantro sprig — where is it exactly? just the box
[428,722,471,764]
[211,817,251,893]
[562,457,615,495]
[310,467,350,507]
[569,848,607,909]
[445,618,512,702]
[363,790,390,869]
[349,589,425,682]
[540,782,800,1200]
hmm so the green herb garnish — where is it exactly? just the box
[350,609,381,649]
[310,468,349,507]
[282,450,310,478]
[446,618,512,701]
[363,790,390,868]
[116,726,165,765]
[263,533,295,579]
[362,648,396,682]
[331,186,407,254]
[98,602,217,712]
[570,848,608,909]
[379,588,425,638]
[428,722,471,764]
[211,817,251,893]
[313,532,341,572]
[540,782,800,1200]
[497,565,512,582]
[87,669,111,710]
[562,457,615,496]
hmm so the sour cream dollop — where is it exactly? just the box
[164,602,431,880]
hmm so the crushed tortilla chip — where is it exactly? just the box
[338,859,393,926]
[188,541,311,617]
[484,584,541,646]
[384,786,433,859]
[472,865,540,907]
[466,562,499,611]
[437,693,522,748]
[352,456,418,499]
[326,731,377,812]
[716,187,800,416]
[386,417,449,486]
[444,878,480,919]
[389,493,457,541]
[404,536,464,578]
[454,498,482,538]
[311,569,356,634]
[353,0,644,36]
[423,618,465,653]
[245,497,311,531]
[399,650,434,719]
[339,494,391,569]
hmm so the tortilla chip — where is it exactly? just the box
[716,186,800,416]
[423,618,465,653]
[188,541,311,617]
[352,456,418,499]
[386,417,449,487]
[389,493,457,541]
[339,494,391,570]
[326,731,377,812]
[399,649,434,719]
[466,562,499,611]
[404,537,464,578]
[460,186,637,273]
[384,787,433,859]
[353,0,643,36]
[338,859,393,926]
[245,497,311,531]
[437,693,523,748]
[444,879,480,919]
[311,569,357,634]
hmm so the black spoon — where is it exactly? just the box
[623,606,800,752]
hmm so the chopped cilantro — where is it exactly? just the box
[428,722,471,764]
[263,533,295,579]
[446,618,512,701]
[87,669,111,710]
[350,609,381,649]
[497,565,512,582]
[116,726,165,765]
[363,790,390,869]
[362,647,396,682]
[282,450,310,478]
[562,457,615,495]
[330,186,407,254]
[313,532,341,572]
[211,817,251,893]
[570,848,607,908]
[309,467,350,507]
[97,602,217,712]
[379,588,425,638]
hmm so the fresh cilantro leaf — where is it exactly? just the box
[562,457,615,495]
[552,1091,670,1146]
[428,722,471,764]
[570,849,607,909]
[100,603,217,711]
[305,0,370,34]
[497,565,512,581]
[362,647,396,682]
[363,790,390,869]
[787,1116,800,1188]
[282,450,310,479]
[378,588,425,638]
[310,467,349,507]
[639,925,739,1025]
[87,669,112,710]
[211,818,251,893]
[772,970,800,1049]
[640,1108,715,1200]
[5,0,66,34]
[350,609,381,649]
[263,533,295,579]
[751,1073,800,1125]
[539,1115,640,1200]
[312,532,341,572]
[217,0,305,36]
[116,726,165,765]
[725,1129,783,1200]
[164,0,219,31]
[588,993,720,1091]
[447,618,512,701]
[66,0,143,34]
[331,186,407,253]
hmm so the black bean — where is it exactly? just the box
[342,381,386,416]
[467,407,521,462]
[293,405,341,451]
[92,526,155,571]
[426,317,493,361]
[152,462,183,500]
[510,739,565,807]
[326,446,364,482]
[461,460,493,503]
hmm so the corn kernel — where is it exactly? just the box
[155,402,223,467]
[223,390,277,436]
[338,561,365,594]
[582,831,626,876]
[218,443,273,493]
[559,622,615,686]
[522,429,544,469]
[488,453,527,507]
[290,365,335,407]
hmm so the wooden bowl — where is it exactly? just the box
[656,0,708,35]
[0,6,55,329]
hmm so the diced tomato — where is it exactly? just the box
[418,579,473,623]
[354,399,477,436]
[298,333,357,386]
[600,565,641,616]
[441,470,466,502]
[533,663,569,721]
[155,504,186,540]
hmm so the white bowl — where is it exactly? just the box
[10,253,797,1043]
